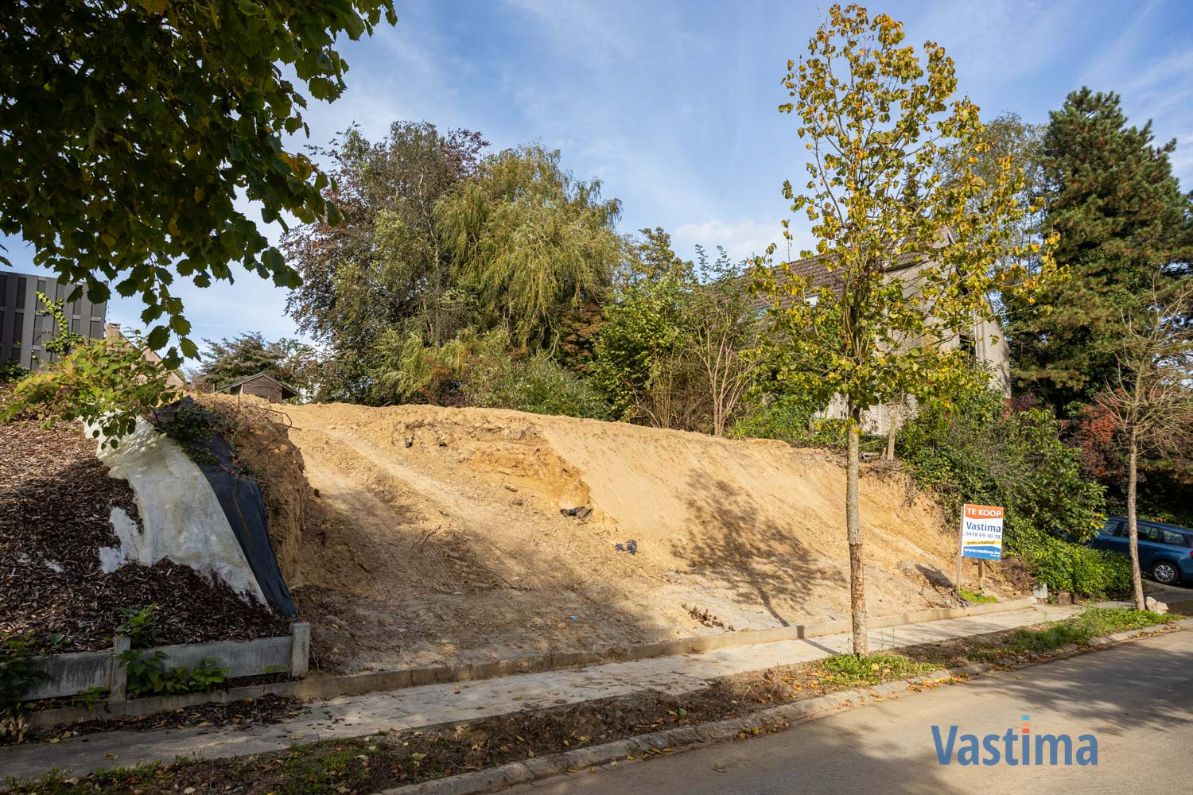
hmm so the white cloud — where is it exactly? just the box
[672,218,783,262]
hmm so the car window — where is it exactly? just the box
[1160,530,1190,547]
[1105,520,1125,537]
[1138,525,1162,543]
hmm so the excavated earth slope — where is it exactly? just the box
[224,401,1018,674]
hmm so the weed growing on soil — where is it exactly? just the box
[118,650,228,698]
[115,605,158,648]
[959,588,998,604]
[1002,607,1172,654]
[819,653,939,687]
[0,632,56,741]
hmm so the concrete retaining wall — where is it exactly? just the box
[21,649,113,701]
[22,623,309,702]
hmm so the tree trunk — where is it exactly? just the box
[846,407,867,655]
[884,422,896,460]
[1127,429,1145,611]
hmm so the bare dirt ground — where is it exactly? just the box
[227,401,1026,674]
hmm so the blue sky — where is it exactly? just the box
[5,0,1192,356]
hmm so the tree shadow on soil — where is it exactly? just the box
[674,474,845,628]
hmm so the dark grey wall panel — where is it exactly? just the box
[0,271,107,370]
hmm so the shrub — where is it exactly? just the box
[1011,525,1131,596]
[470,351,610,419]
[0,337,178,447]
[115,605,159,648]
[0,360,27,383]
[370,328,611,419]
[1,633,49,741]
[118,649,227,697]
[898,388,1117,596]
[731,394,817,444]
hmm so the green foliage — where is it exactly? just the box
[1011,527,1131,596]
[0,337,178,447]
[436,145,623,349]
[758,3,1055,428]
[593,229,761,433]
[593,231,693,423]
[157,401,213,446]
[286,122,487,377]
[958,588,998,604]
[899,388,1105,541]
[0,633,49,741]
[0,360,27,383]
[35,291,83,359]
[115,605,159,649]
[71,687,106,710]
[285,127,621,402]
[1,1,396,368]
[898,387,1123,595]
[472,350,611,420]
[731,401,884,453]
[819,653,938,687]
[370,328,610,419]
[731,394,819,444]
[194,332,311,396]
[1002,607,1171,653]
[118,650,227,698]
[1007,88,1193,412]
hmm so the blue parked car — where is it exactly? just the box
[1089,517,1193,585]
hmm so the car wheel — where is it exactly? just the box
[1152,560,1180,585]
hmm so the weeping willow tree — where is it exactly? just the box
[436,146,623,349]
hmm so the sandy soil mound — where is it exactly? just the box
[267,402,1021,673]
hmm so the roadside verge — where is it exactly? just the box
[25,597,1035,731]
[378,617,1193,795]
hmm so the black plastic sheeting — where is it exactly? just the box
[155,399,297,617]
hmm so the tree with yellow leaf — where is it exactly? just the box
[753,4,1056,655]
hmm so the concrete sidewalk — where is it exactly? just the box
[0,603,1076,782]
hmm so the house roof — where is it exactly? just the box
[216,371,300,398]
[747,251,922,310]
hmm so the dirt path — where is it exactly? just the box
[262,403,1023,673]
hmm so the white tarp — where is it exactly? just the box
[91,418,267,605]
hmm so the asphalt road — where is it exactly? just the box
[512,629,1193,794]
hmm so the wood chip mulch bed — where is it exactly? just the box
[0,408,288,653]
[14,695,301,747]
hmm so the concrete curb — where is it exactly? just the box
[374,618,1192,795]
[27,598,1036,730]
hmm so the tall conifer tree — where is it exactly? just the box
[1009,88,1193,412]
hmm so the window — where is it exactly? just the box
[1160,530,1190,548]
[1138,525,1163,543]
[1106,519,1125,537]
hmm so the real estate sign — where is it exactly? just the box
[961,503,1004,561]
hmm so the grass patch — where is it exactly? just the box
[959,588,998,604]
[1001,607,1173,655]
